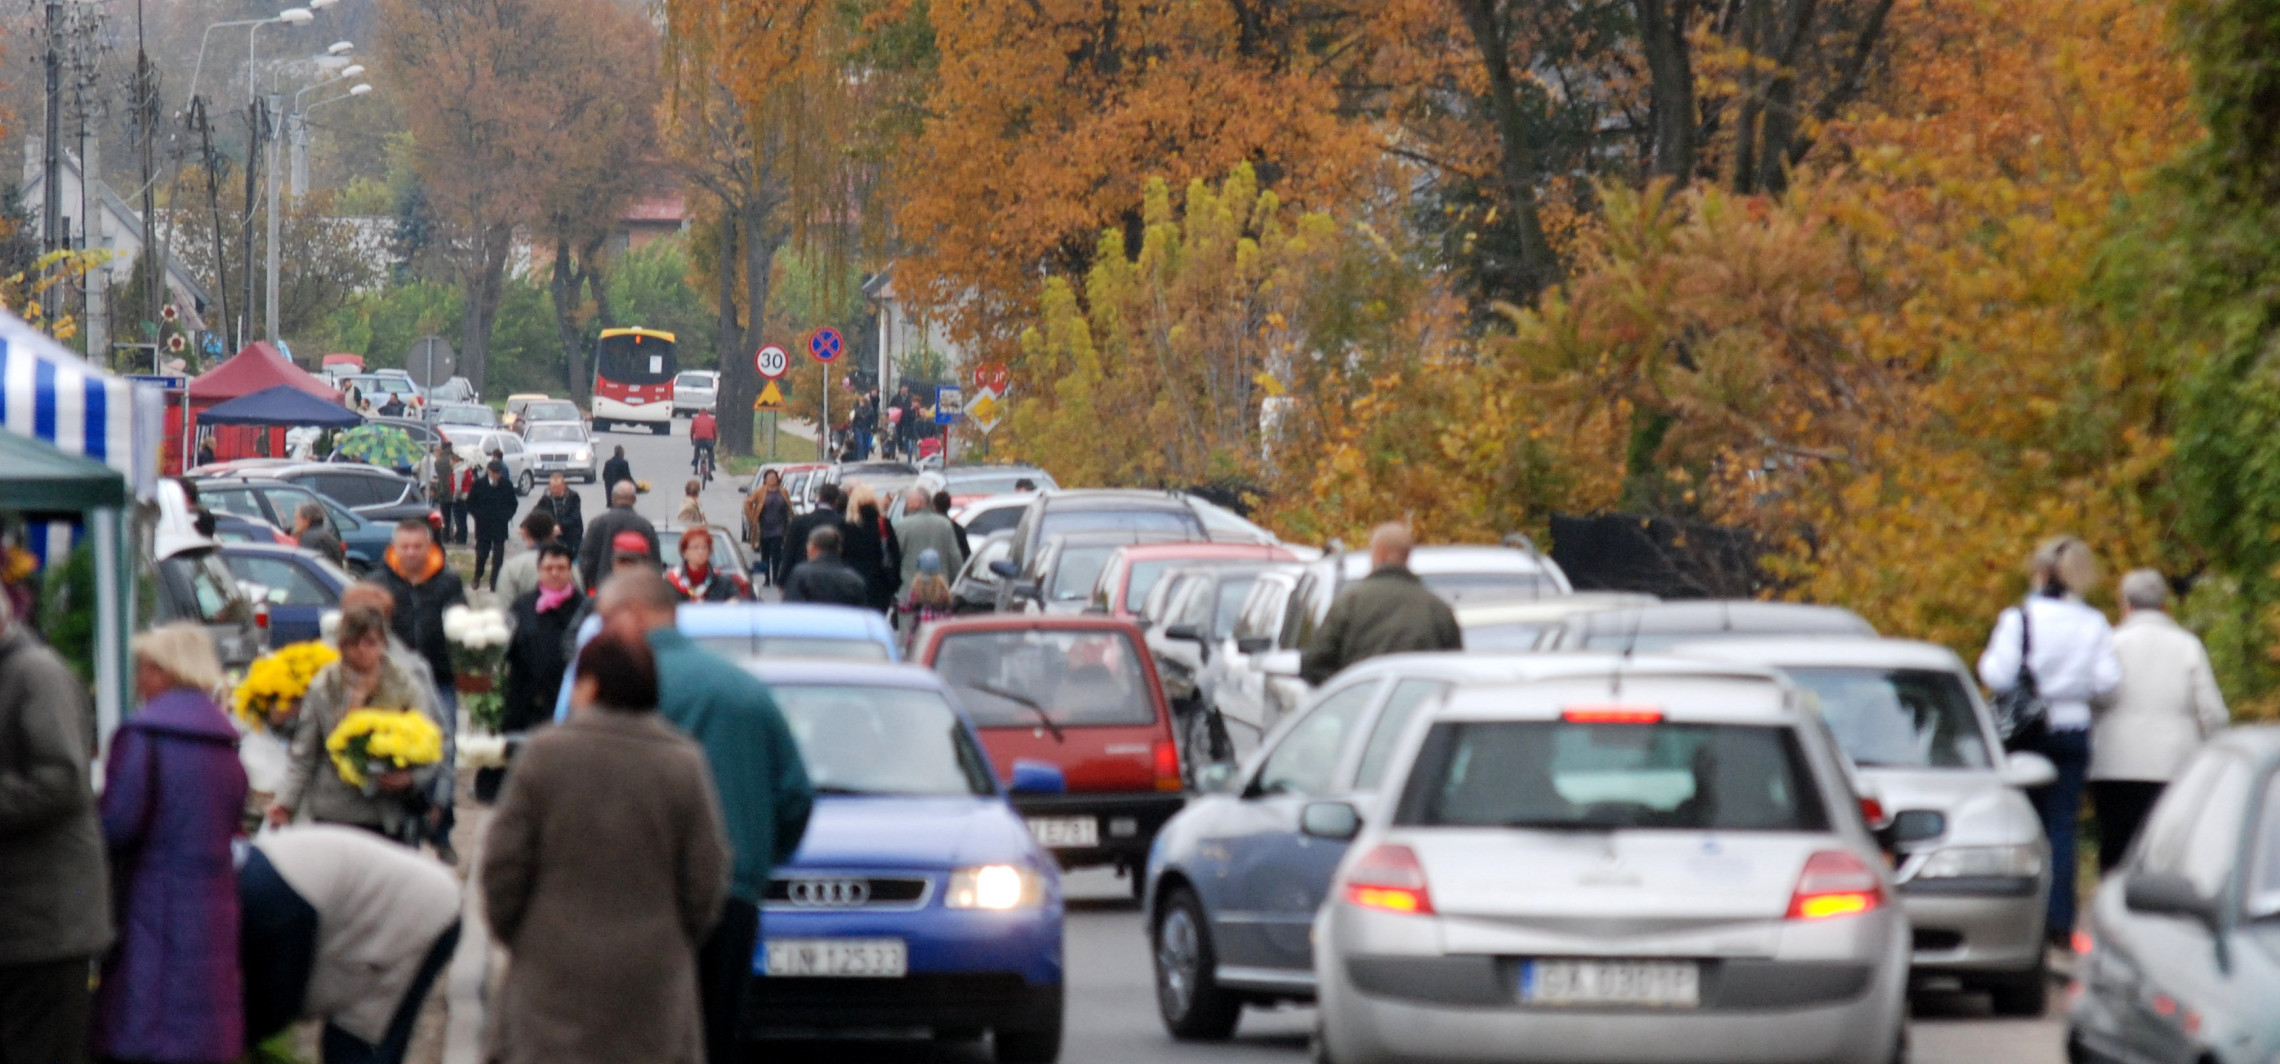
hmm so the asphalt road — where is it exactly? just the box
[564,418,2072,1064]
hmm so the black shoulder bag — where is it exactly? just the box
[1992,601,2051,752]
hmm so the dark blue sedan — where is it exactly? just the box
[743,661,1067,1062]
[217,543,353,647]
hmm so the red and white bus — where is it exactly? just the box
[591,327,677,435]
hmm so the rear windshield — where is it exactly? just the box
[1420,571,1559,603]
[770,685,994,796]
[934,628,1158,727]
[1049,546,1119,602]
[966,506,1025,536]
[1396,721,1828,832]
[1040,508,1202,540]
[1785,667,1992,769]
[524,401,580,422]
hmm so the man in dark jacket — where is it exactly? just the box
[933,491,971,561]
[466,461,519,592]
[596,568,812,1064]
[1300,523,1462,686]
[0,598,110,1064]
[531,474,585,560]
[577,480,659,590]
[775,483,843,588]
[601,446,633,496]
[373,518,469,862]
[784,526,869,608]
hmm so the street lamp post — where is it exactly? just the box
[291,64,362,198]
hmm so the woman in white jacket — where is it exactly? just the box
[1979,536,2120,951]
[2090,570,2229,871]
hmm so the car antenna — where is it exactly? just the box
[1612,605,1646,697]
[1503,531,1548,600]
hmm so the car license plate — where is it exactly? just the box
[764,938,907,978]
[1520,959,1699,1007]
[1026,816,1100,849]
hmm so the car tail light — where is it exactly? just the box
[1343,844,1434,915]
[1786,850,1884,921]
[1859,796,1887,828]
[253,601,270,631]
[1153,739,1181,792]
[1562,705,1663,724]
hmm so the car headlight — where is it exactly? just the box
[945,864,1045,910]
[1916,844,2044,879]
[573,449,591,462]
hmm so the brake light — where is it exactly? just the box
[1343,844,1434,915]
[253,602,270,631]
[1859,796,1887,828]
[1786,850,1884,920]
[2072,929,2094,956]
[1153,739,1182,792]
[1562,705,1663,724]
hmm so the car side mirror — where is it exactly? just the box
[2123,870,2217,927]
[1163,624,1202,642]
[738,485,750,494]
[1194,762,1238,794]
[1237,635,1273,655]
[2002,751,2058,790]
[1301,800,1362,841]
[1008,759,1066,795]
[1875,809,1945,855]
[989,559,1020,580]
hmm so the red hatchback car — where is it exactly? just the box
[921,615,1184,891]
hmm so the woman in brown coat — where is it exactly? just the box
[480,627,730,1064]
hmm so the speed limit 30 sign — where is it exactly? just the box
[755,344,790,380]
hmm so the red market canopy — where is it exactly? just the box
[187,342,339,407]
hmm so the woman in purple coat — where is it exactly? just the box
[95,624,248,1063]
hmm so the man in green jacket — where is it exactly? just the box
[1301,522,1464,686]
[597,569,813,1064]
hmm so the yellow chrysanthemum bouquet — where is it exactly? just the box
[232,641,340,732]
[325,709,445,791]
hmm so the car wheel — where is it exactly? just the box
[1154,887,1242,1041]
[516,471,534,495]
[1987,962,2049,1017]
[592,418,610,433]
[993,1021,1061,1064]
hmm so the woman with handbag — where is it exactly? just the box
[1978,535,2121,951]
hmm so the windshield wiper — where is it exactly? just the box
[812,785,876,796]
[971,683,1065,744]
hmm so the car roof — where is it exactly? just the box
[1667,636,1966,673]
[1335,650,1783,690]
[1044,530,1197,550]
[2208,725,2280,763]
[673,602,896,642]
[1456,592,1658,625]
[1111,542,1296,563]
[1325,544,1560,578]
[1560,600,1877,637]
[1404,653,1798,724]
[927,614,1148,637]
[1036,488,1194,513]
[744,659,946,689]
[214,540,319,559]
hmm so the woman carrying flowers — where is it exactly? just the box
[268,607,444,845]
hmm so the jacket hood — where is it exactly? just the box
[127,688,240,745]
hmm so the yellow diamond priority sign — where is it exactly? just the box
[967,388,1004,433]
[753,379,786,411]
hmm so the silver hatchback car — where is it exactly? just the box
[1311,657,1910,1064]
[1678,638,2059,1014]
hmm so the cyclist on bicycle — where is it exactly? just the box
[689,408,718,479]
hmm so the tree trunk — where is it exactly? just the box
[721,178,785,458]
[1453,0,1561,302]
[459,222,512,393]
[1751,0,1820,194]
[1636,0,1699,182]
[548,238,586,398]
[1730,0,1769,194]
[716,214,741,374]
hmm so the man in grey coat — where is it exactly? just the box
[1301,522,1463,686]
[0,596,110,1064]
[2090,569,2231,871]
[893,487,966,598]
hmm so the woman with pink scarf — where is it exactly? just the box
[485,542,585,800]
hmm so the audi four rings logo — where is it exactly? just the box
[786,879,871,907]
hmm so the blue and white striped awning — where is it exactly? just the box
[0,308,164,562]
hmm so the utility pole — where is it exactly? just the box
[136,0,164,339]
[193,99,233,347]
[41,0,64,259]
[240,98,265,350]
[264,89,283,345]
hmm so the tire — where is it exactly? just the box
[1988,963,2049,1017]
[653,420,670,436]
[592,418,610,433]
[1180,709,1215,789]
[516,471,534,495]
[1153,887,1242,1041]
[994,1022,1062,1064]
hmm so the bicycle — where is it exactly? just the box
[692,443,715,486]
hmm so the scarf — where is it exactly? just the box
[536,583,576,613]
[670,565,714,599]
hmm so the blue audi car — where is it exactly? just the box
[745,661,1068,1063]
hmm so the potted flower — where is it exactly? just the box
[442,605,511,732]
[324,709,445,795]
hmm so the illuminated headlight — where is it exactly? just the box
[946,865,1044,910]
[1916,844,2044,879]
[573,449,591,462]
